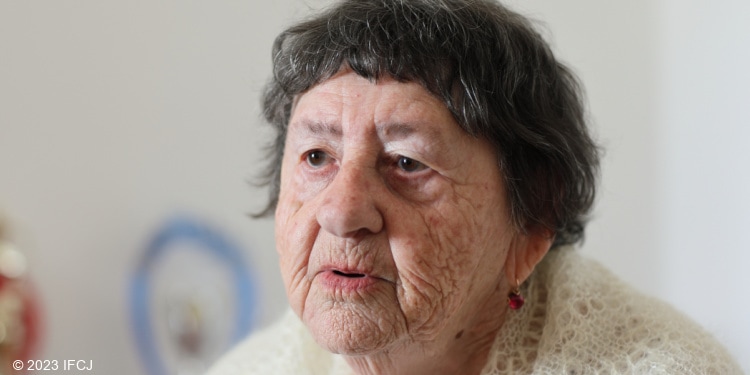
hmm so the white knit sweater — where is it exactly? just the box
[206,248,742,374]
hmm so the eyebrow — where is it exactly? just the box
[298,120,342,137]
[295,119,444,145]
[377,122,445,147]
[377,122,415,140]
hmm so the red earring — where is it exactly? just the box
[507,279,524,310]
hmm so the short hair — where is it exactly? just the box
[256,0,600,248]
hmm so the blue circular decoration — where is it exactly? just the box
[129,216,257,375]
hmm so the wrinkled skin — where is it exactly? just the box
[275,69,551,375]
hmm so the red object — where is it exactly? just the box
[508,289,524,310]
[0,275,42,365]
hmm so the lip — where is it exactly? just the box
[316,268,383,292]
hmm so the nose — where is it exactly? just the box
[316,164,384,238]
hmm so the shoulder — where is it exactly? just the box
[533,248,742,374]
[205,309,340,375]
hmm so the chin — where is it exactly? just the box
[305,302,402,355]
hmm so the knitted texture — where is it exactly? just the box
[206,248,742,375]
[481,248,742,374]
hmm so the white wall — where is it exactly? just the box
[0,0,747,373]
[656,0,750,364]
[0,1,295,373]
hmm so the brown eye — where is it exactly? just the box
[397,156,426,172]
[306,150,329,167]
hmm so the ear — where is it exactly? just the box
[503,229,554,286]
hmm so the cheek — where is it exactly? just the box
[390,189,508,332]
[417,191,500,270]
[275,159,316,264]
[275,177,319,313]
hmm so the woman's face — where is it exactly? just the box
[275,70,521,355]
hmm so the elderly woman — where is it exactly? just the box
[208,0,741,374]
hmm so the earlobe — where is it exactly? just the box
[504,230,554,286]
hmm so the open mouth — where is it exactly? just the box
[332,270,366,278]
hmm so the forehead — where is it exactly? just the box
[289,70,461,140]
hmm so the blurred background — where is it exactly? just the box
[0,0,748,373]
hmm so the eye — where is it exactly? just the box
[305,150,330,167]
[397,156,427,173]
